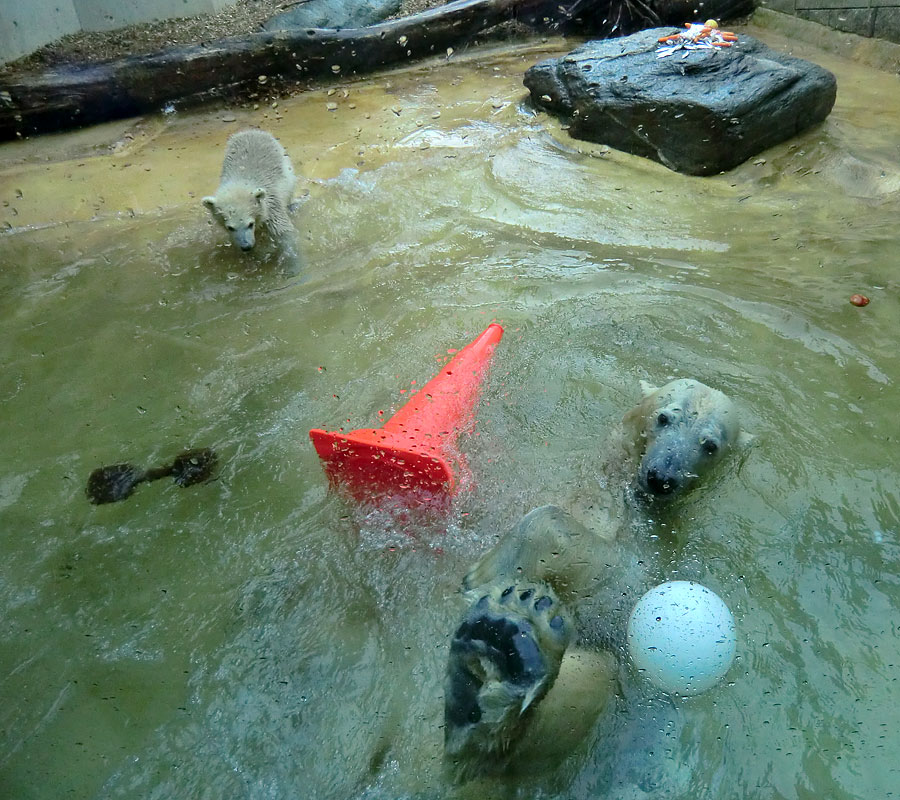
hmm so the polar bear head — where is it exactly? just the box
[623,378,751,499]
[202,186,266,251]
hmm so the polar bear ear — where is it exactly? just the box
[253,188,266,201]
[639,380,659,399]
[202,196,217,211]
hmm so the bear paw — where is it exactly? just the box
[444,580,573,776]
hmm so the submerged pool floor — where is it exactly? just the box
[0,26,898,800]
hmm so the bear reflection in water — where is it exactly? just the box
[444,379,752,781]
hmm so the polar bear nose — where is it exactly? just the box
[645,468,679,495]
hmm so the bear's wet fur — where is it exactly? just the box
[202,129,300,272]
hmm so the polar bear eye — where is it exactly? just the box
[701,438,719,456]
[657,412,670,427]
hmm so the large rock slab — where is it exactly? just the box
[523,28,837,175]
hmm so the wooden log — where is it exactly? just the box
[0,0,553,141]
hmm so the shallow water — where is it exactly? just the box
[1,28,898,800]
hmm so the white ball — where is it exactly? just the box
[626,581,736,696]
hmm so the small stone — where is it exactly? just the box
[326,102,338,111]
[258,75,268,84]
[331,65,341,73]
[221,114,236,122]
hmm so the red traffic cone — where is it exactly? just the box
[310,323,504,503]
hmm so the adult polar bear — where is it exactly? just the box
[444,378,751,781]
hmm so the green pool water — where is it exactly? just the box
[0,27,898,800]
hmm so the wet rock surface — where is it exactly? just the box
[263,0,403,31]
[524,27,838,175]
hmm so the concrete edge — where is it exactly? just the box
[750,7,900,72]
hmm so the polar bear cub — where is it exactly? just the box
[202,130,299,270]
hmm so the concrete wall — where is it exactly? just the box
[0,0,238,64]
[758,0,900,43]
[0,0,80,64]
[71,0,238,32]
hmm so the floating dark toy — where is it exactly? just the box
[86,447,218,504]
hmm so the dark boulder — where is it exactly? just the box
[263,0,402,31]
[523,28,837,175]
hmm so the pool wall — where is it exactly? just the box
[759,0,900,42]
[0,0,239,64]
